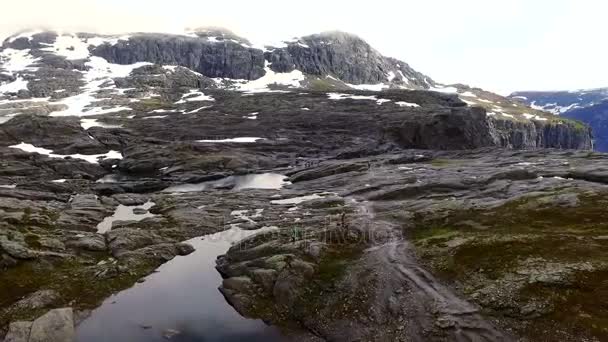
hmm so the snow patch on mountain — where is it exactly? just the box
[6,30,44,43]
[175,89,215,103]
[9,142,122,164]
[40,34,92,60]
[0,77,28,93]
[396,101,420,108]
[429,85,458,93]
[327,93,391,105]
[50,56,151,117]
[345,82,389,91]
[80,118,123,130]
[0,49,40,75]
[235,61,304,93]
[522,113,548,121]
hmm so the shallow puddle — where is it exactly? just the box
[163,173,290,193]
[76,226,285,342]
[96,201,156,233]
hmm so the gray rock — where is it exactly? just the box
[92,33,266,80]
[267,31,432,88]
[38,238,65,251]
[28,308,74,342]
[65,234,106,252]
[249,268,278,294]
[11,290,59,311]
[3,321,32,342]
[107,228,170,257]
[0,253,18,268]
[0,237,36,259]
[111,194,148,206]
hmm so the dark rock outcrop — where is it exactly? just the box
[91,33,266,80]
[509,88,607,151]
[387,106,496,150]
[489,117,593,150]
[266,31,433,88]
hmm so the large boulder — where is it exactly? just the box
[4,308,74,342]
[28,308,74,342]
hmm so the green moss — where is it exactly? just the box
[24,234,41,249]
[520,269,608,340]
[0,257,158,327]
[308,79,337,92]
[429,159,466,167]
[407,192,608,340]
[558,118,588,132]
[21,207,32,225]
[315,247,360,284]
[413,226,459,243]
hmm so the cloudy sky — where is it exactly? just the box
[1,0,605,94]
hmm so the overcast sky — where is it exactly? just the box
[1,0,605,94]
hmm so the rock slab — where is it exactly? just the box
[3,308,74,342]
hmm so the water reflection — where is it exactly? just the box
[76,227,285,342]
[163,173,290,193]
[96,201,155,234]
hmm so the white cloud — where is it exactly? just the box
[1,0,606,94]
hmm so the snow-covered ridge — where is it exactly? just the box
[0,28,557,127]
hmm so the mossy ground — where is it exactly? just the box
[0,254,157,327]
[408,192,608,340]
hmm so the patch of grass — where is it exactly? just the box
[520,269,608,340]
[315,247,361,284]
[407,192,608,340]
[0,257,158,327]
[308,79,337,92]
[413,226,458,242]
[428,159,466,167]
[24,234,41,249]
[558,118,589,132]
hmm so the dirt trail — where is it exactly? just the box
[354,199,510,341]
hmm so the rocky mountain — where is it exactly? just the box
[561,100,608,151]
[510,88,608,115]
[510,88,608,151]
[0,28,592,149]
[0,28,604,342]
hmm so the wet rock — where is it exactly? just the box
[118,242,195,266]
[289,162,367,182]
[38,238,65,251]
[56,194,110,231]
[0,237,36,260]
[162,328,181,339]
[132,208,148,215]
[3,321,32,342]
[249,268,278,294]
[112,193,148,206]
[28,308,74,342]
[107,228,170,257]
[65,234,106,252]
[0,253,18,269]
[223,276,255,293]
[11,290,59,312]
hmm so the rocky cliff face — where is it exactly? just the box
[91,33,267,80]
[509,88,607,151]
[489,117,593,150]
[265,31,432,88]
